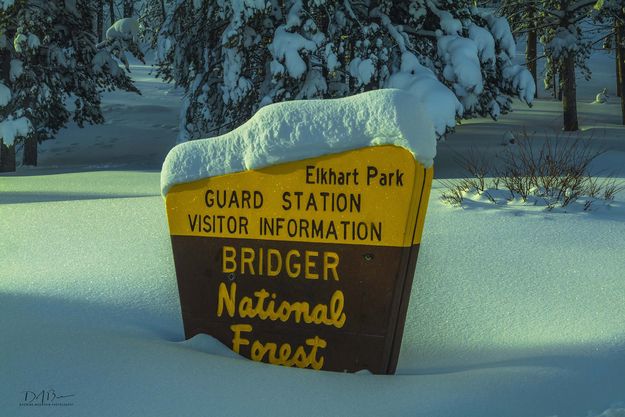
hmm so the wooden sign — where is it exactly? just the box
[165,145,433,374]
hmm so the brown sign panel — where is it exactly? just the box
[165,145,433,374]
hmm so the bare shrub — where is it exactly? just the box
[441,129,623,210]
[440,179,466,206]
[497,130,604,207]
[601,178,625,201]
[452,148,491,192]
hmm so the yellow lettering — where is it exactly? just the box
[241,247,255,275]
[330,290,346,328]
[230,323,252,354]
[254,289,270,319]
[291,345,309,368]
[221,287,346,328]
[278,343,292,362]
[267,249,282,277]
[251,340,271,362]
[285,250,301,278]
[305,250,319,279]
[323,251,340,281]
[247,336,327,370]
[310,304,328,325]
[238,296,254,319]
[222,246,236,273]
[217,282,236,318]
[305,336,327,370]
[220,247,339,280]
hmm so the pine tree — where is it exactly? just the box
[97,0,105,42]
[545,1,597,131]
[0,0,140,170]
[595,0,625,124]
[123,0,135,18]
[109,0,115,27]
[156,0,535,143]
[138,0,167,53]
[498,0,540,98]
[511,0,595,131]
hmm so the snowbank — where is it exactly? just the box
[3,60,625,417]
[3,171,625,417]
[161,89,437,196]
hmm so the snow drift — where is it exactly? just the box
[161,89,438,196]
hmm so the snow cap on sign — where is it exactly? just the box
[161,89,437,196]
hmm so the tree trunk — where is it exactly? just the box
[557,63,563,101]
[617,39,622,98]
[550,59,559,100]
[527,30,538,98]
[553,70,558,99]
[0,140,16,172]
[616,19,625,124]
[22,135,37,166]
[123,0,133,17]
[109,0,115,27]
[615,20,622,98]
[562,53,579,131]
[97,0,104,42]
[0,48,15,172]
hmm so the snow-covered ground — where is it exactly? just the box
[2,53,625,417]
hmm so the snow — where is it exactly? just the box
[0,115,31,145]
[0,0,14,10]
[438,35,483,110]
[27,33,40,49]
[485,14,516,58]
[594,88,609,104]
[596,409,625,417]
[222,47,252,104]
[348,57,375,85]
[9,59,22,81]
[285,0,303,29]
[386,52,462,137]
[371,7,410,52]
[12,33,26,53]
[93,50,120,75]
[161,89,436,196]
[437,10,462,35]
[64,0,77,14]
[296,69,327,99]
[468,23,496,65]
[324,43,339,71]
[503,64,536,105]
[11,32,40,52]
[106,18,139,41]
[2,45,625,417]
[269,26,317,79]
[0,82,10,107]
[229,0,267,23]
[546,26,579,58]
[3,163,625,417]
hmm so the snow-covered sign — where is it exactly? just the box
[162,90,434,373]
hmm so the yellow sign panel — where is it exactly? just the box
[166,145,433,248]
[165,145,433,373]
